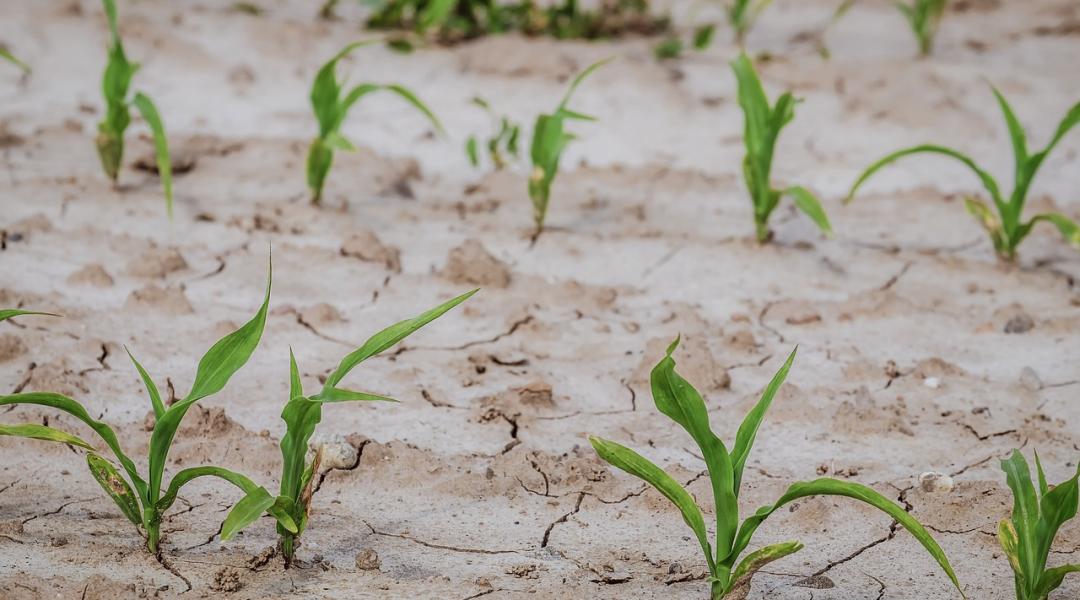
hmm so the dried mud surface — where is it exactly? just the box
[2,0,1080,598]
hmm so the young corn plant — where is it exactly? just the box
[97,0,174,216]
[466,97,520,170]
[307,41,442,205]
[0,309,56,323]
[0,264,295,555]
[999,450,1080,600]
[895,0,947,56]
[221,289,476,566]
[589,338,964,600]
[528,58,609,240]
[732,54,831,243]
[847,87,1080,261]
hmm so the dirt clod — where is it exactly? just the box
[355,548,381,571]
[442,239,511,288]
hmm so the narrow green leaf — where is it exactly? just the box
[998,519,1024,580]
[126,347,164,420]
[731,478,963,594]
[220,488,275,541]
[323,131,356,151]
[785,187,832,236]
[87,453,143,527]
[149,260,271,502]
[847,144,1004,210]
[0,423,94,450]
[1024,213,1080,249]
[466,136,479,167]
[1032,464,1079,577]
[1035,563,1080,597]
[727,541,804,598]
[324,289,476,389]
[383,84,444,134]
[1001,450,1040,580]
[731,347,796,492]
[0,392,145,502]
[557,58,612,111]
[990,86,1029,172]
[589,436,715,573]
[313,387,398,403]
[0,48,30,73]
[0,310,58,323]
[693,24,716,50]
[131,93,173,218]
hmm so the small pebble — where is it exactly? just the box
[923,377,940,389]
[919,471,954,493]
[355,548,380,571]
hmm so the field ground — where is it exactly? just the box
[1,0,1079,598]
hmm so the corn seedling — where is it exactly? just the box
[221,290,476,566]
[0,263,292,555]
[896,0,947,56]
[0,47,30,74]
[466,97,520,170]
[589,338,963,599]
[729,0,773,44]
[847,87,1080,260]
[528,58,609,240]
[306,41,442,205]
[732,54,831,242]
[654,24,716,60]
[97,0,174,216]
[366,0,667,45]
[999,450,1080,600]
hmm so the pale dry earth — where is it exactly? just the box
[1,0,1079,598]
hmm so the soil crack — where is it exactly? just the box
[364,521,520,555]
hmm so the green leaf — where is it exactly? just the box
[727,541,804,598]
[1022,213,1080,250]
[693,24,716,50]
[418,0,457,30]
[87,453,143,527]
[156,465,263,513]
[1035,563,1080,597]
[1032,463,1079,578]
[279,394,323,504]
[323,131,356,151]
[0,47,30,73]
[990,86,1029,174]
[131,93,173,218]
[847,144,1004,212]
[650,337,737,563]
[654,38,683,60]
[148,260,271,502]
[221,489,275,541]
[313,387,398,403]
[0,310,58,323]
[324,289,476,389]
[0,423,94,450]
[730,478,963,594]
[466,136,479,167]
[1001,450,1039,580]
[557,58,612,111]
[731,347,796,492]
[126,347,164,420]
[998,518,1024,581]
[0,392,145,502]
[382,84,444,135]
[589,436,714,573]
[785,187,832,236]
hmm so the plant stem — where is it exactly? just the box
[280,533,295,568]
[710,579,725,600]
[146,523,160,555]
[754,219,771,243]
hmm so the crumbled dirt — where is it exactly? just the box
[1,1,1079,599]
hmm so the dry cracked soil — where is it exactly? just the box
[1,0,1079,599]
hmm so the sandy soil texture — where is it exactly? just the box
[2,0,1079,598]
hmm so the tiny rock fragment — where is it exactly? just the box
[442,239,512,288]
[923,377,940,389]
[309,434,359,470]
[919,471,955,493]
[1018,366,1042,391]
[340,231,402,273]
[355,548,381,571]
[1003,312,1035,334]
[67,264,114,287]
